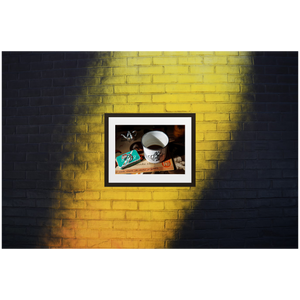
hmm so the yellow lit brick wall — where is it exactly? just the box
[3,48,253,250]
[46,51,254,248]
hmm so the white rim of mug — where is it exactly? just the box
[141,130,169,151]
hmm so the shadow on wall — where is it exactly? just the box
[2,52,109,248]
[171,52,298,248]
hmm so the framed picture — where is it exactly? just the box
[105,113,195,187]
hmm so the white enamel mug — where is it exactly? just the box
[141,131,169,164]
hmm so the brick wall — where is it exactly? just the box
[2,51,298,248]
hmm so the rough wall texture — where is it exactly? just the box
[2,51,298,248]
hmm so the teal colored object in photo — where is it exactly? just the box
[116,150,141,169]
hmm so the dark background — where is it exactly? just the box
[171,52,298,248]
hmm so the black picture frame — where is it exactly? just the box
[105,113,195,187]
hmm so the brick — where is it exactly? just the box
[29,98,52,107]
[229,74,252,84]
[216,65,240,73]
[232,151,257,160]
[266,85,290,93]
[272,160,296,169]
[283,170,298,178]
[139,104,165,113]
[28,134,52,144]
[101,191,126,200]
[190,66,214,74]
[114,67,138,75]
[228,56,252,65]
[14,162,36,171]
[114,104,138,113]
[232,190,257,199]
[112,201,137,210]
[87,86,113,95]
[139,202,164,210]
[26,152,49,162]
[139,221,164,231]
[53,60,77,69]
[165,200,192,210]
[204,75,228,83]
[231,132,256,141]
[87,239,111,248]
[205,132,230,140]
[196,142,218,152]
[166,104,191,112]
[3,208,27,217]
[257,170,282,179]
[74,171,100,180]
[62,125,86,134]
[75,115,102,124]
[165,66,189,74]
[114,85,139,94]
[152,191,178,200]
[153,57,177,65]
[72,65,101,76]
[258,151,283,160]
[204,113,229,121]
[6,134,28,143]
[114,221,138,230]
[196,123,217,131]
[19,89,41,97]
[41,52,64,61]
[139,66,163,74]
[205,94,229,102]
[127,75,151,84]
[245,160,271,169]
[77,210,100,219]
[272,179,297,189]
[26,171,49,180]
[205,152,229,161]
[37,126,61,135]
[102,58,126,67]
[8,80,29,89]
[140,85,164,93]
[151,211,177,220]
[128,57,152,66]
[165,84,190,93]
[243,122,268,131]
[245,180,271,189]
[74,229,98,239]
[60,180,85,190]
[219,180,245,188]
[126,191,152,200]
[52,134,75,143]
[126,211,151,220]
[101,211,125,219]
[87,220,112,229]
[102,95,126,104]
[179,57,203,65]
[75,152,99,162]
[4,152,26,161]
[9,63,30,72]
[3,89,18,98]
[216,84,240,92]
[76,134,101,143]
[36,180,60,189]
[217,122,242,132]
[191,84,215,92]
[51,171,74,180]
[204,57,227,64]
[128,95,151,103]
